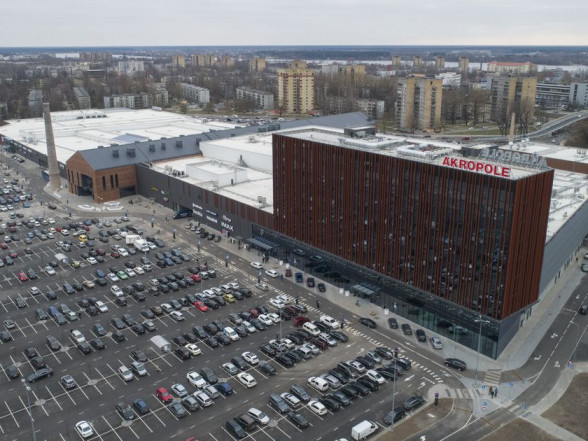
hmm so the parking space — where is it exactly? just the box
[0,193,448,441]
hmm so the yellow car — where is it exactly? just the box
[78,234,88,242]
[223,293,236,303]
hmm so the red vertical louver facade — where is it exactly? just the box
[273,133,553,320]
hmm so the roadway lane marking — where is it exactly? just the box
[28,389,49,416]
[4,400,19,428]
[101,415,124,441]
[44,385,63,410]
[82,372,102,395]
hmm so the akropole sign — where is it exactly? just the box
[442,157,510,178]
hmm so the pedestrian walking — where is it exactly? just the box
[316,300,320,309]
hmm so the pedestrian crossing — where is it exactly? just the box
[483,370,502,386]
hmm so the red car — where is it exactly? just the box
[96,248,106,256]
[0,243,7,250]
[248,308,260,318]
[55,227,63,232]
[285,268,292,277]
[194,301,208,312]
[9,252,18,259]
[293,316,310,327]
[190,274,202,282]
[17,272,28,282]
[110,252,121,258]
[156,387,173,403]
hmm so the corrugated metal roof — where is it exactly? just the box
[77,112,371,171]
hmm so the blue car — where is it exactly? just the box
[164,258,174,267]
[95,269,106,278]
[23,202,30,208]
[295,272,303,283]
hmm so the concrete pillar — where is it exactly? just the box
[42,103,61,190]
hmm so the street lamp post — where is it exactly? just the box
[389,355,398,432]
[474,315,490,388]
[21,379,37,441]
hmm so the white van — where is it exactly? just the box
[351,420,378,440]
[307,376,329,392]
[224,327,240,341]
[303,322,321,336]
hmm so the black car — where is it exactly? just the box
[288,411,309,428]
[348,381,370,396]
[132,323,146,335]
[231,356,248,371]
[31,356,46,370]
[285,349,304,363]
[173,335,187,346]
[376,367,398,380]
[374,346,394,360]
[356,375,379,392]
[259,361,277,376]
[217,334,231,346]
[169,402,188,419]
[275,353,294,368]
[46,336,61,351]
[401,323,413,335]
[183,332,198,343]
[204,336,219,348]
[444,358,467,371]
[175,347,191,360]
[384,406,406,424]
[317,283,326,292]
[226,419,247,439]
[290,384,311,402]
[116,402,135,421]
[329,331,349,342]
[388,317,399,329]
[359,317,377,329]
[416,329,427,342]
[90,338,105,350]
[192,325,208,339]
[132,350,148,362]
[319,397,340,412]
[355,356,375,369]
[329,368,350,384]
[6,365,20,379]
[250,318,266,331]
[259,343,276,357]
[204,323,218,336]
[268,393,290,414]
[403,395,425,411]
[340,384,360,399]
[200,367,218,384]
[328,391,351,407]
[27,367,53,383]
[78,342,92,354]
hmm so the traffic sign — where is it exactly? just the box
[481,385,487,390]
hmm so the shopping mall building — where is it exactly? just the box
[2,109,587,358]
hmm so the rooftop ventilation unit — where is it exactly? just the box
[126,147,135,157]
[149,144,155,152]
[97,145,103,149]
[112,149,119,157]
[161,142,166,150]
[175,140,183,148]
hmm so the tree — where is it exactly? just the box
[515,97,535,135]
[566,120,588,149]
[470,89,490,126]
[179,101,188,114]
[203,102,215,113]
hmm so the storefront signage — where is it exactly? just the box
[206,215,218,224]
[150,185,159,192]
[192,203,203,210]
[442,157,510,178]
[193,210,203,217]
[222,215,232,223]
[206,209,218,217]
[480,149,547,168]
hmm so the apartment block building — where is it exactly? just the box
[104,93,148,109]
[396,76,443,130]
[413,56,423,68]
[172,55,186,68]
[221,56,234,68]
[435,72,461,88]
[249,58,266,72]
[570,83,588,108]
[277,60,315,114]
[236,87,274,110]
[535,83,571,109]
[117,60,145,76]
[435,56,445,69]
[488,61,534,75]
[79,52,112,64]
[180,83,210,103]
[459,57,469,72]
[28,89,43,117]
[191,54,216,67]
[73,86,91,109]
[490,76,537,122]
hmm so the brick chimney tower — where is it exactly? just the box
[42,103,61,190]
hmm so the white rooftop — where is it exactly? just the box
[0,108,243,164]
[500,140,588,167]
[152,127,588,241]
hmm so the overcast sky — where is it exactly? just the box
[3,0,586,47]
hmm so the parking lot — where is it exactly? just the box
[0,159,456,441]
